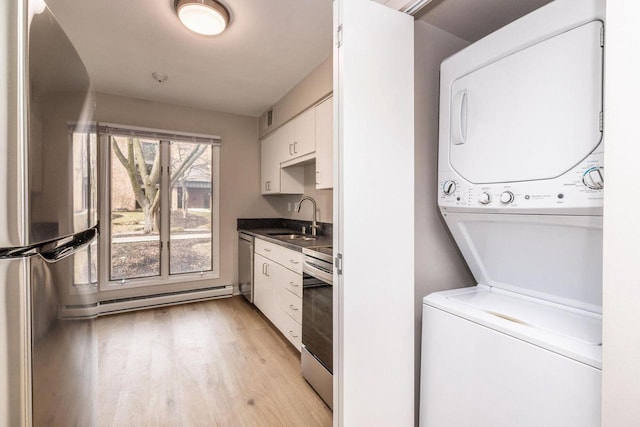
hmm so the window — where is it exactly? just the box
[110,137,161,280]
[71,127,98,293]
[101,125,220,287]
[169,141,214,275]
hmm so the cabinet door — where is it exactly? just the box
[315,97,333,189]
[261,126,304,195]
[253,253,272,314]
[279,121,296,160]
[335,0,414,424]
[292,107,316,158]
[260,134,279,194]
[273,263,303,350]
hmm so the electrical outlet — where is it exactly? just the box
[287,202,292,212]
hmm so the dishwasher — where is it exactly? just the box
[238,232,254,303]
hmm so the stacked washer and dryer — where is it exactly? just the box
[420,0,605,426]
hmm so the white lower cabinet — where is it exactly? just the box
[279,309,302,350]
[253,253,274,318]
[253,239,303,351]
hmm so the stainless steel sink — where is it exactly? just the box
[270,233,318,241]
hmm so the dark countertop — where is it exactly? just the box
[237,218,333,252]
[238,227,333,252]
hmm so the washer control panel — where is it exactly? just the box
[439,152,604,211]
[499,191,515,204]
[582,166,604,190]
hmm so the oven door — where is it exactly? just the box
[302,273,333,373]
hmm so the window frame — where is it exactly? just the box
[98,124,221,292]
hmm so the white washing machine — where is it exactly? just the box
[420,0,605,426]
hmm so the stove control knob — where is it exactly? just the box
[500,191,514,204]
[582,167,604,190]
[443,180,457,195]
[478,192,491,205]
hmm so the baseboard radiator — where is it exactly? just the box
[97,285,233,316]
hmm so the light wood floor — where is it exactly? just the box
[97,296,332,427]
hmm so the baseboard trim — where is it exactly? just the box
[61,285,234,319]
[98,285,234,316]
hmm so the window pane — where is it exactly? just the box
[110,136,161,280]
[72,131,89,231]
[73,240,98,289]
[169,142,212,275]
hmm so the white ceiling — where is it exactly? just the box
[44,0,333,117]
[44,0,554,117]
[416,0,553,42]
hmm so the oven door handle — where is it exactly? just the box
[303,262,333,285]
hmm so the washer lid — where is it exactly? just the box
[443,212,603,313]
[424,285,602,369]
[448,21,603,184]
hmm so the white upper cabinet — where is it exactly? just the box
[261,130,304,195]
[315,96,333,189]
[291,107,316,159]
[260,132,279,194]
[260,97,332,194]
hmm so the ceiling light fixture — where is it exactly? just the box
[174,0,230,36]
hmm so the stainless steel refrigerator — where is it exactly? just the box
[1,1,99,425]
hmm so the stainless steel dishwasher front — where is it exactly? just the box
[238,232,254,303]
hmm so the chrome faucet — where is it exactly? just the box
[296,196,318,237]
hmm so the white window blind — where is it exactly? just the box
[98,123,221,145]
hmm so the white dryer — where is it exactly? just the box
[420,0,605,426]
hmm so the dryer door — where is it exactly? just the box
[449,21,603,184]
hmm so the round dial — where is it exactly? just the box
[500,191,514,204]
[582,167,604,190]
[442,180,457,195]
[478,192,491,205]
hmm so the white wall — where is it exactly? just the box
[280,163,333,223]
[259,55,332,138]
[413,19,473,424]
[95,93,281,300]
[602,1,640,425]
[260,54,334,225]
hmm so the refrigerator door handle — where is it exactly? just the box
[36,227,98,263]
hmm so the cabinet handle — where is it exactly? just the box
[265,264,270,277]
[267,181,271,191]
[289,281,298,287]
[264,248,271,252]
[262,263,266,275]
[294,141,298,154]
[289,304,299,311]
[289,259,299,265]
[288,330,299,338]
[289,143,293,155]
[316,171,320,185]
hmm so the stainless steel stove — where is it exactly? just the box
[301,246,333,409]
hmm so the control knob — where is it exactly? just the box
[500,191,514,204]
[478,192,491,205]
[582,167,604,190]
[443,180,457,195]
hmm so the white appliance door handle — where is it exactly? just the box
[451,89,467,145]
